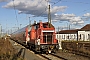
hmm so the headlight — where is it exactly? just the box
[37,39,40,45]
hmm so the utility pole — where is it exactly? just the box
[58,26,60,34]
[69,24,71,30]
[20,24,22,29]
[0,24,1,37]
[48,5,51,28]
[29,17,31,26]
[66,22,68,30]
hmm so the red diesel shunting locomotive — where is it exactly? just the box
[11,21,59,53]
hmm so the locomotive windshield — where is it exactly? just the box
[34,25,39,29]
[43,24,48,28]
[43,32,53,44]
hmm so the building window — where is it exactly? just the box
[62,35,63,39]
[64,35,65,39]
[79,34,81,40]
[71,35,73,39]
[88,34,90,40]
[70,35,72,39]
[74,35,76,39]
[62,35,64,39]
[67,35,69,39]
[82,34,85,41]
[57,35,58,39]
[62,35,65,39]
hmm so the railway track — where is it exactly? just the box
[11,39,68,60]
[70,50,90,58]
[10,39,90,60]
[62,49,90,60]
[50,53,67,60]
[38,53,67,60]
[62,41,90,59]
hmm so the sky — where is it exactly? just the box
[0,0,90,33]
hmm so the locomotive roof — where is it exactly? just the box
[32,22,55,28]
[57,29,79,34]
[80,24,90,31]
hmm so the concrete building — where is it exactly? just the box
[56,24,90,49]
[78,24,90,41]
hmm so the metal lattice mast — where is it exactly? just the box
[48,5,51,28]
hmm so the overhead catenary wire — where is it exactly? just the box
[78,8,90,16]
[61,0,90,14]
[36,0,48,17]
[30,0,43,16]
[26,0,62,22]
[16,0,44,26]
[35,0,43,8]
[50,0,90,21]
[62,0,90,5]
[64,1,90,21]
[12,0,19,29]
[51,0,61,6]
[28,0,61,27]
[37,0,62,18]
[31,0,48,21]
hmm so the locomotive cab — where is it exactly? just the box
[30,22,59,53]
